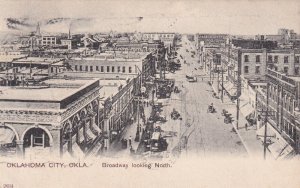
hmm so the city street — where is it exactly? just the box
[167,35,248,158]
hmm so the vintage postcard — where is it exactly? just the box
[0,0,299,187]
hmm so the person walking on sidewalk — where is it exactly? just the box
[245,123,248,131]
[129,136,132,146]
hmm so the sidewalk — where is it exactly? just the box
[105,100,153,158]
[210,79,265,158]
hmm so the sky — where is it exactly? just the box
[0,0,299,35]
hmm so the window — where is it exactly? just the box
[96,66,99,71]
[244,66,249,74]
[112,66,115,72]
[129,66,132,73]
[295,56,300,64]
[85,66,88,71]
[295,67,299,75]
[284,56,289,63]
[107,66,110,72]
[274,56,278,63]
[101,66,104,72]
[75,65,78,71]
[244,55,249,62]
[122,66,126,73]
[255,66,260,74]
[284,67,289,73]
[79,65,82,71]
[256,55,260,63]
[117,66,121,72]
[268,55,272,62]
[90,66,93,72]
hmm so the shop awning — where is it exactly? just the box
[0,127,15,145]
[86,128,97,141]
[256,124,295,160]
[78,128,84,143]
[268,138,294,160]
[240,103,254,117]
[223,82,237,97]
[91,123,101,135]
[256,124,276,138]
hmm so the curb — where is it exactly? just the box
[209,83,253,157]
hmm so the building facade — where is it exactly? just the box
[0,78,101,158]
[256,69,300,156]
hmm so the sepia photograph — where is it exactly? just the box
[0,0,299,187]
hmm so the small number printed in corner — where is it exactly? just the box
[3,184,13,188]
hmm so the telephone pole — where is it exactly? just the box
[263,82,270,160]
[236,48,242,129]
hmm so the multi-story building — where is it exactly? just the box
[41,36,57,46]
[98,78,135,149]
[113,41,164,53]
[0,57,66,86]
[195,33,228,50]
[0,78,101,158]
[256,69,299,157]
[65,52,156,81]
[142,32,175,49]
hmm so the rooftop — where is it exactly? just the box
[13,57,64,65]
[0,78,98,102]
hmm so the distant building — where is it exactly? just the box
[41,36,57,46]
[64,52,156,81]
[195,33,228,47]
[0,57,66,86]
[142,32,175,49]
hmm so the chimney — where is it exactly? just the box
[68,27,72,39]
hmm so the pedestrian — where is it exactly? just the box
[245,123,248,131]
[147,101,149,107]
[129,136,132,146]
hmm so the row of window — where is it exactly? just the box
[244,55,261,63]
[144,34,174,38]
[244,66,261,74]
[42,37,56,40]
[244,65,300,75]
[43,41,55,44]
[74,65,133,73]
[283,120,296,140]
[244,55,300,64]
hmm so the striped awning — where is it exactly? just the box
[0,127,15,145]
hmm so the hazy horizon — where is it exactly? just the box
[0,0,299,35]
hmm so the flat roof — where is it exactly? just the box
[13,57,64,65]
[0,78,98,102]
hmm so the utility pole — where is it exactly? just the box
[236,48,242,129]
[263,83,269,160]
[217,69,220,95]
[209,59,212,83]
